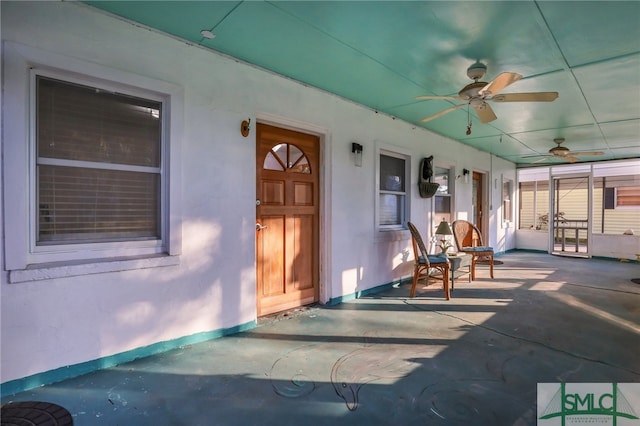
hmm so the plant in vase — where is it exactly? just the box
[438,238,453,254]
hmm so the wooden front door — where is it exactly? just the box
[256,123,319,316]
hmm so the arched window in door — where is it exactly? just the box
[263,143,311,174]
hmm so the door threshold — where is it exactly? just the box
[551,252,590,259]
[257,303,320,326]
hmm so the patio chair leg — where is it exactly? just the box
[410,270,419,298]
[443,268,450,300]
[489,258,494,279]
[409,267,428,297]
[470,257,476,281]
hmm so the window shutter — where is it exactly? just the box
[604,187,616,209]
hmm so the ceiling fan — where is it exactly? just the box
[415,62,559,125]
[525,138,605,163]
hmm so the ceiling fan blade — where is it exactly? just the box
[570,151,605,156]
[522,153,552,158]
[532,157,554,164]
[420,103,466,123]
[565,156,580,163]
[415,95,461,101]
[492,92,559,102]
[478,72,522,96]
[473,102,497,123]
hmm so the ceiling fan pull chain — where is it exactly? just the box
[466,105,472,135]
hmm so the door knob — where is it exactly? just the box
[256,223,268,231]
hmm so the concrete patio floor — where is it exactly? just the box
[2,252,639,425]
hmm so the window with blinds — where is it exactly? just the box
[616,186,640,207]
[433,166,452,224]
[379,152,407,228]
[36,76,162,244]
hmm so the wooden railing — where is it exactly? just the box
[554,219,589,252]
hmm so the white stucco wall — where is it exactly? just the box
[1,1,515,385]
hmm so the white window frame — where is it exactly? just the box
[31,70,165,249]
[432,165,454,224]
[502,174,514,226]
[375,144,411,239]
[3,42,183,282]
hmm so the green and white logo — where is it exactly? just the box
[538,383,640,425]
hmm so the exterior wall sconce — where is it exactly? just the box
[352,142,363,167]
[457,168,470,183]
[241,118,251,137]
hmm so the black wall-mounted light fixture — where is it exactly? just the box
[457,168,471,183]
[352,142,363,167]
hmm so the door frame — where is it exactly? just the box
[255,112,330,305]
[472,171,488,241]
[549,171,592,257]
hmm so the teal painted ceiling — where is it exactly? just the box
[85,1,640,166]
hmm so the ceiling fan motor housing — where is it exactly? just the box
[550,146,570,155]
[466,62,487,81]
[550,138,568,155]
[459,81,487,99]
